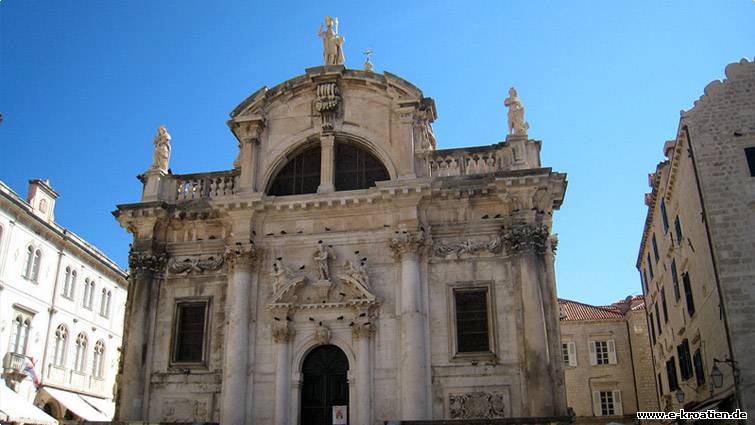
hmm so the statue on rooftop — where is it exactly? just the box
[318,16,345,65]
[504,87,529,136]
[150,125,171,173]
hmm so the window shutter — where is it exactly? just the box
[607,339,617,364]
[592,391,602,416]
[589,341,597,365]
[568,341,577,366]
[613,390,623,416]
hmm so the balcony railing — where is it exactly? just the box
[173,170,239,201]
[2,352,27,372]
[426,146,503,177]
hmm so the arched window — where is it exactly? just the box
[52,324,68,366]
[11,315,31,354]
[69,270,77,298]
[99,289,110,316]
[106,291,112,317]
[92,340,105,378]
[62,267,72,298]
[31,249,42,281]
[334,143,389,191]
[268,145,321,196]
[74,333,88,372]
[83,279,95,309]
[23,246,34,278]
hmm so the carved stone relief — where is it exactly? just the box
[389,227,429,258]
[160,397,210,422]
[167,255,224,275]
[449,391,506,419]
[128,248,167,273]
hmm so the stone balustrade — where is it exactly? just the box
[173,170,239,201]
[426,146,503,177]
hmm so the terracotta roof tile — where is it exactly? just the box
[558,296,645,321]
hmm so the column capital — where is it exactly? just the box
[352,323,375,340]
[230,116,266,144]
[223,244,259,270]
[128,249,167,273]
[389,228,429,259]
[501,224,551,255]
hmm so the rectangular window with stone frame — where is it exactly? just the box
[562,341,577,367]
[589,339,616,366]
[171,299,210,366]
[450,284,495,358]
[592,390,622,416]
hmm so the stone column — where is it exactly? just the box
[318,133,336,193]
[503,224,554,417]
[273,309,295,425]
[353,311,375,425]
[389,231,430,420]
[230,117,265,193]
[117,250,166,421]
[221,246,257,425]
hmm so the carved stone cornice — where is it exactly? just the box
[389,229,429,259]
[167,255,224,275]
[223,244,259,269]
[127,249,167,273]
[501,224,550,255]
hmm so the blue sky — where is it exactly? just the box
[1,1,753,305]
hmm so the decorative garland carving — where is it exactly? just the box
[167,255,224,275]
[433,224,552,257]
[127,248,167,273]
[449,391,506,419]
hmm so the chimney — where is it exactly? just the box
[27,179,59,223]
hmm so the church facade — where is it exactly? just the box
[115,19,569,425]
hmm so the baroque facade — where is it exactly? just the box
[0,179,128,423]
[559,296,658,424]
[115,19,569,425]
[637,58,755,416]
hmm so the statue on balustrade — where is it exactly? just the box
[150,125,172,173]
[504,87,529,136]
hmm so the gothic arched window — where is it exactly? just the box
[92,340,105,378]
[53,324,68,366]
[334,143,389,191]
[268,145,321,196]
[74,333,88,372]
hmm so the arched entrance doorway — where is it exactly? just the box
[301,345,349,425]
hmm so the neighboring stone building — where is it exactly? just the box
[559,296,658,424]
[113,17,570,425]
[637,58,755,416]
[0,179,128,423]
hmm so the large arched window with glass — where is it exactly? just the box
[52,324,68,366]
[268,145,321,196]
[334,143,389,191]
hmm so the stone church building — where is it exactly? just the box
[114,18,569,425]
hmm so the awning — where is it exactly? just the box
[0,384,58,425]
[687,391,734,412]
[40,387,112,422]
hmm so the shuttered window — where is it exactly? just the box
[666,357,679,391]
[682,272,696,317]
[562,341,577,367]
[593,390,622,416]
[677,339,693,381]
[454,289,490,353]
[693,349,705,387]
[173,302,208,363]
[590,340,616,365]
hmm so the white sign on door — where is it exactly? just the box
[332,405,347,425]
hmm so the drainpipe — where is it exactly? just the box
[40,231,67,385]
[682,124,743,413]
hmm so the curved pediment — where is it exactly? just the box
[226,66,437,193]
